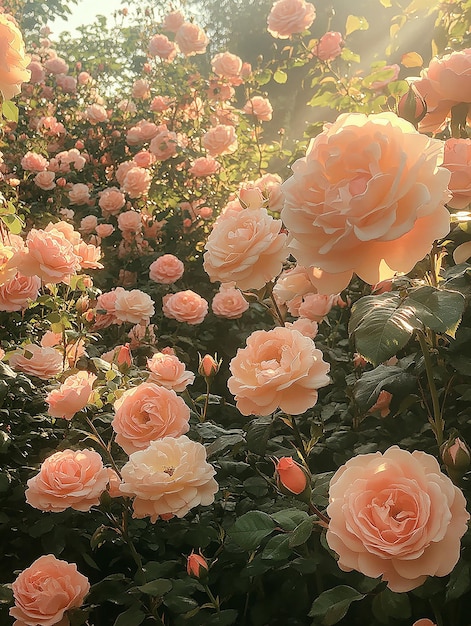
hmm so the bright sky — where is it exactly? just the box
[51,0,126,37]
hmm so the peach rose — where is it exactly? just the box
[16,227,80,284]
[175,22,208,56]
[95,223,114,238]
[68,183,90,205]
[211,51,243,81]
[0,14,30,100]
[117,210,142,233]
[267,0,316,39]
[285,317,318,339]
[46,371,96,420]
[326,446,470,592]
[147,352,195,391]
[313,31,343,62]
[228,326,330,416]
[443,138,471,209]
[189,156,220,177]
[148,34,177,61]
[112,382,190,454]
[297,292,337,322]
[254,173,284,212]
[85,103,108,124]
[211,283,249,319]
[119,435,218,521]
[0,272,40,311]
[367,389,393,417]
[27,59,45,84]
[149,127,178,160]
[132,78,150,99]
[163,10,185,32]
[202,124,238,156]
[413,621,436,626]
[9,344,63,379]
[94,288,121,329]
[45,221,81,246]
[26,448,109,512]
[114,288,155,325]
[273,265,314,308]
[44,56,68,74]
[121,166,151,198]
[79,215,98,235]
[133,150,155,168]
[162,290,208,325]
[203,205,288,291]
[126,120,159,145]
[10,554,90,626]
[99,187,126,216]
[281,112,451,293]
[243,96,273,122]
[149,254,184,284]
[21,151,48,172]
[34,171,56,190]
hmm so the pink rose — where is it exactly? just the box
[149,127,179,160]
[68,183,90,205]
[78,70,91,84]
[98,187,126,216]
[21,151,48,172]
[119,435,218,521]
[147,352,195,391]
[313,31,343,62]
[85,103,108,124]
[9,344,64,379]
[114,288,155,325]
[243,96,273,121]
[211,51,243,81]
[203,205,288,291]
[132,78,151,99]
[281,112,451,293]
[46,371,96,420]
[27,60,45,84]
[228,326,330,416]
[0,272,40,311]
[56,73,77,93]
[34,171,56,190]
[297,292,337,321]
[112,382,190,454]
[95,223,114,238]
[422,48,471,104]
[10,555,90,626]
[45,221,81,246]
[369,64,400,91]
[121,166,151,198]
[189,156,220,177]
[44,56,68,74]
[443,138,471,209]
[413,621,436,626]
[267,0,316,39]
[133,150,155,168]
[126,120,159,145]
[74,241,103,270]
[211,283,249,319]
[254,173,284,212]
[285,317,318,339]
[175,22,208,56]
[150,95,173,112]
[163,10,185,32]
[117,210,142,233]
[273,265,314,308]
[94,288,121,329]
[148,34,177,61]
[25,448,109,512]
[149,254,184,284]
[79,214,98,234]
[202,124,238,156]
[326,446,470,592]
[17,227,80,284]
[162,290,208,325]
[0,15,30,101]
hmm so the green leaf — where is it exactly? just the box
[206,433,244,458]
[272,508,309,531]
[261,534,292,561]
[353,364,416,411]
[113,605,145,626]
[372,588,411,623]
[163,594,199,614]
[273,69,288,84]
[403,286,465,337]
[289,518,314,548]
[309,586,366,625]
[228,511,276,550]
[446,559,471,601]
[2,100,18,123]
[345,15,369,36]
[137,579,172,597]
[206,609,239,625]
[0,212,24,235]
[340,48,361,63]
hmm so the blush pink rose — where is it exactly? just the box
[85,103,108,124]
[149,127,178,160]
[25,448,109,512]
[175,22,208,56]
[133,150,155,168]
[148,33,177,61]
[273,265,314,308]
[243,96,273,122]
[281,112,451,294]
[203,205,288,291]
[211,283,249,319]
[211,51,243,81]
[147,352,195,391]
[0,272,40,311]
[313,31,343,62]
[162,290,208,325]
[68,183,90,205]
[0,15,31,100]
[119,435,218,521]
[189,156,220,177]
[99,187,126,216]
[94,288,121,329]
[126,120,159,146]
[297,292,337,322]
[121,166,152,198]
[149,254,184,284]
[44,56,68,74]
[9,344,63,379]
[117,210,142,233]
[27,59,45,84]
[112,382,190,454]
[163,10,185,32]
[21,151,48,172]
[326,446,470,592]
[114,288,155,325]
[228,326,330,416]
[254,173,284,212]
[267,0,316,39]
[46,371,96,420]
[202,124,238,156]
[10,554,90,626]
[285,317,318,339]
[34,171,56,190]
[95,223,114,238]
[443,138,471,209]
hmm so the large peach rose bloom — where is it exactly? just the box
[162,290,208,325]
[112,382,191,454]
[175,22,208,56]
[204,205,288,291]
[0,272,40,311]
[281,112,451,293]
[9,344,63,379]
[114,288,155,325]
[46,371,96,420]
[10,554,90,626]
[147,352,195,392]
[119,435,218,521]
[267,0,316,39]
[149,254,184,284]
[25,448,109,512]
[326,446,470,592]
[202,124,238,156]
[0,14,31,100]
[228,326,330,416]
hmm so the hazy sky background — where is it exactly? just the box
[51,0,126,36]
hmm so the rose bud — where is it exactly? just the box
[275,457,311,501]
[397,83,427,128]
[187,551,209,579]
[441,434,471,483]
[198,354,220,379]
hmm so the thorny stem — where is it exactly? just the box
[285,414,308,461]
[200,377,211,423]
[308,501,330,528]
[204,584,220,612]
[416,330,444,448]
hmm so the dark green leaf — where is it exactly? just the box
[137,579,172,597]
[289,518,314,548]
[309,585,365,625]
[404,286,465,337]
[228,511,276,550]
[113,605,145,626]
[372,588,411,623]
[272,508,309,531]
[261,534,291,561]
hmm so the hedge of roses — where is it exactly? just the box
[1,1,471,625]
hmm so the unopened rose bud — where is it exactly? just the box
[115,343,132,371]
[441,434,471,483]
[275,457,311,500]
[198,354,220,378]
[186,551,208,579]
[397,83,427,128]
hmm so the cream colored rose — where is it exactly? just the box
[114,288,155,325]
[0,14,31,100]
[25,448,109,512]
[119,435,218,521]
[112,381,191,454]
[326,446,470,592]
[204,205,288,291]
[228,326,330,416]
[10,555,90,626]
[281,112,451,293]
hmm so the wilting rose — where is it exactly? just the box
[204,205,288,291]
[25,448,109,512]
[175,22,208,56]
[112,382,190,454]
[163,290,208,325]
[0,14,31,100]
[326,446,470,592]
[149,254,184,284]
[46,371,96,420]
[281,112,451,293]
[228,326,330,416]
[313,31,343,62]
[243,96,273,121]
[9,344,63,379]
[267,0,316,39]
[119,435,218,521]
[0,272,40,311]
[148,34,177,61]
[114,288,155,325]
[443,138,471,209]
[10,554,90,626]
[211,283,249,319]
[147,352,195,392]
[202,124,238,156]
